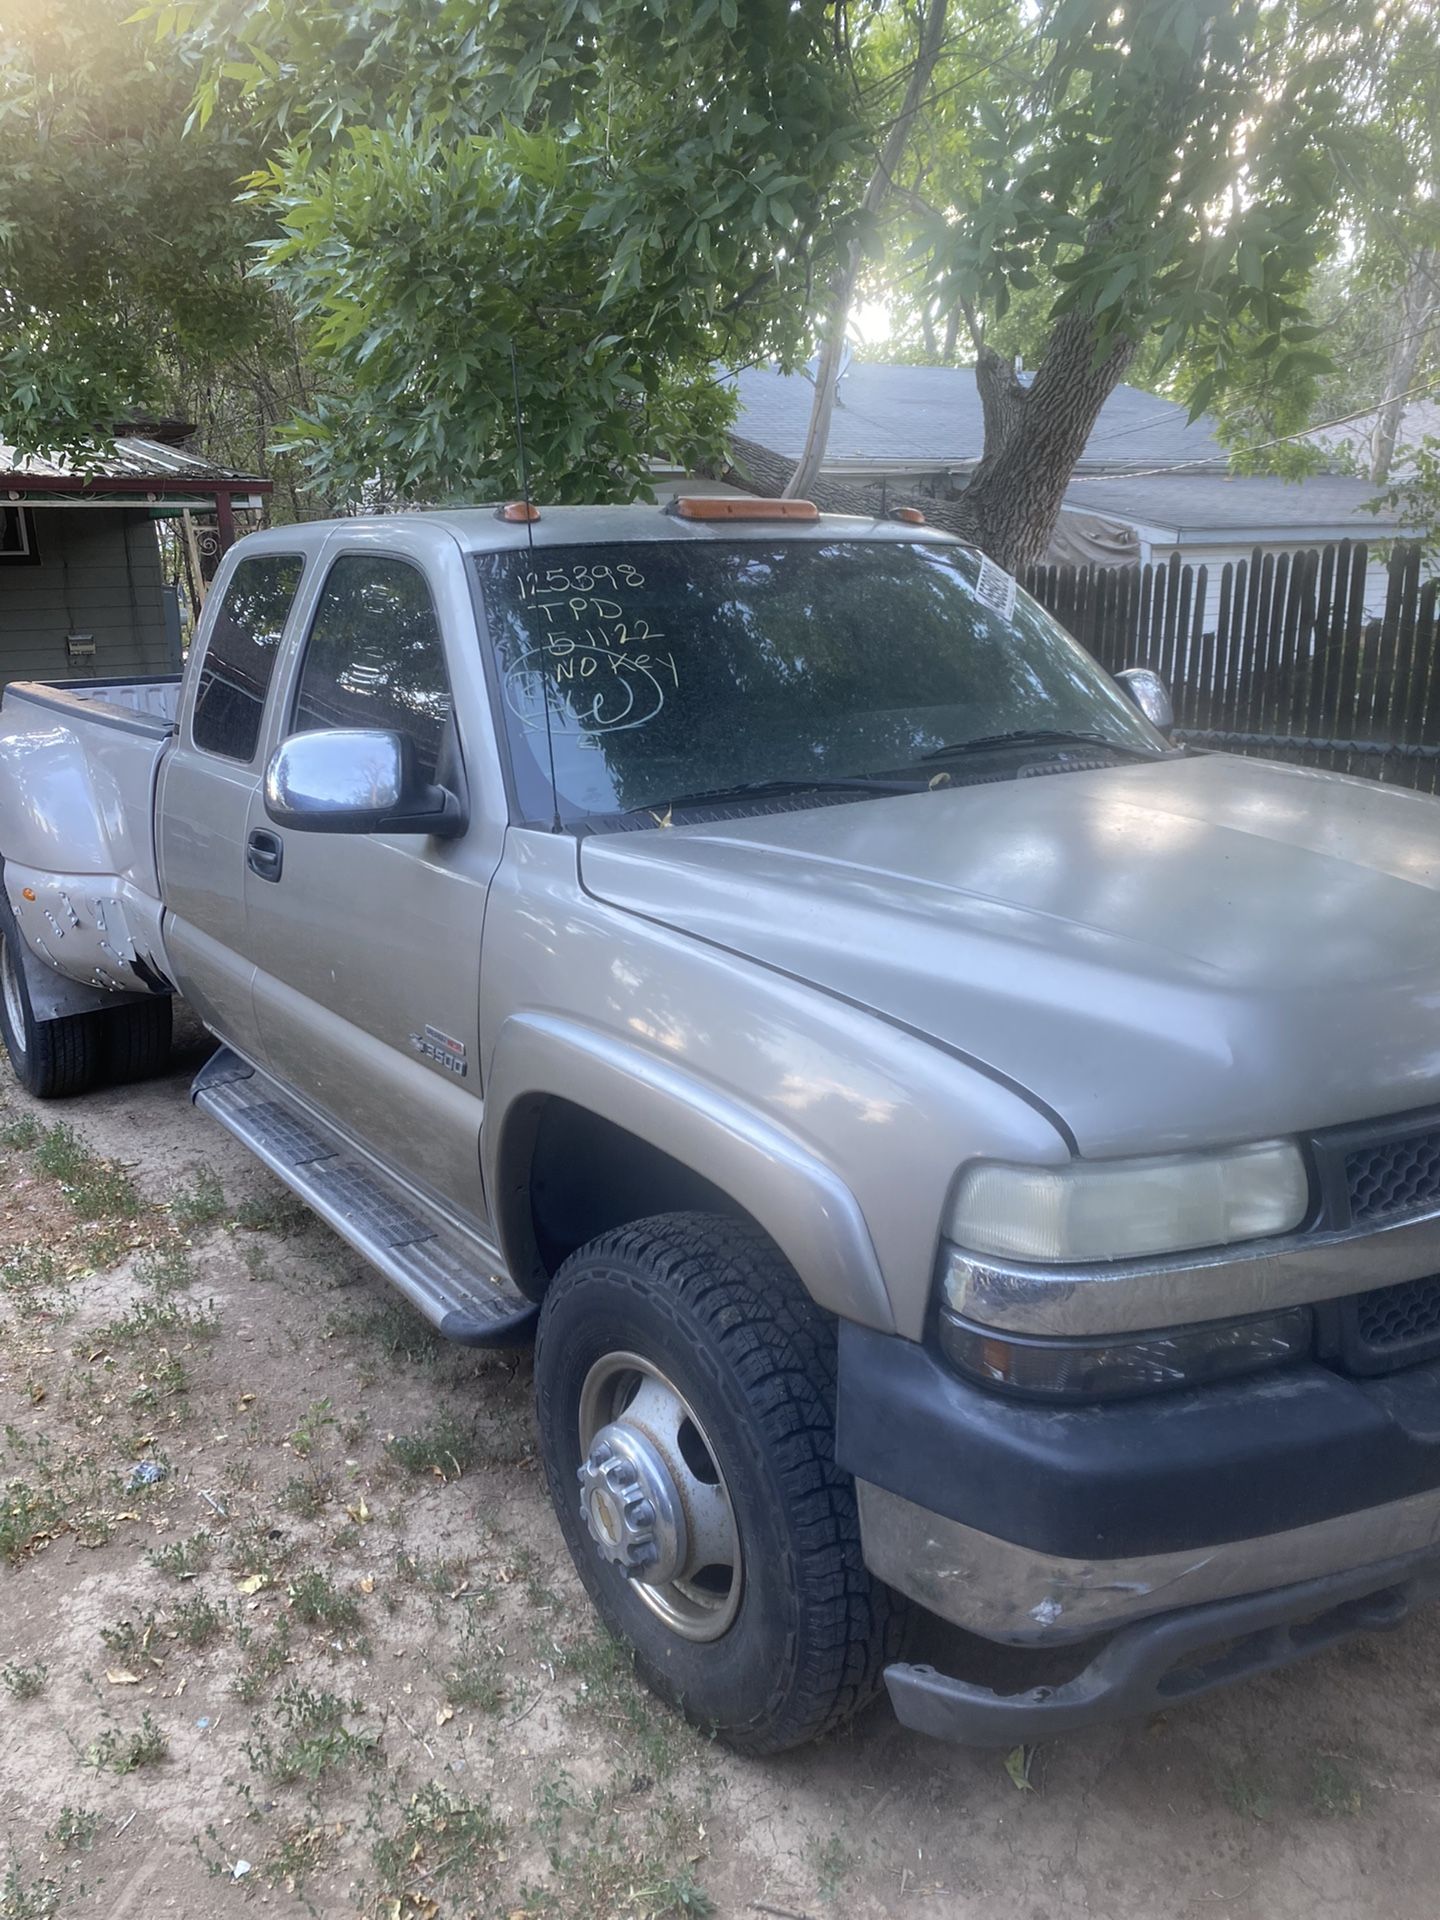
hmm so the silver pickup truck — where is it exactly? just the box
[3,499,1440,1754]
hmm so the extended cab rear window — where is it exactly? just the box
[192,554,304,762]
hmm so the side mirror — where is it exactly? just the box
[263,728,465,837]
[1115,667,1174,736]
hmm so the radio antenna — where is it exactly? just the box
[509,346,561,833]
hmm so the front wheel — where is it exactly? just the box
[534,1212,906,1754]
[0,901,101,1099]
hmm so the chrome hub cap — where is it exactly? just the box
[577,1351,743,1642]
[1,936,26,1055]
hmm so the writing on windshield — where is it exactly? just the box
[475,539,1160,825]
[500,560,679,735]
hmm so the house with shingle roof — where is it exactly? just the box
[722,361,1419,612]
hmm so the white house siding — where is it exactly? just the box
[0,508,177,686]
[1145,541,1396,633]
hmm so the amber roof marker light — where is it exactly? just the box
[672,496,820,522]
[893,506,927,525]
[499,500,541,523]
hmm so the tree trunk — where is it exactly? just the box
[1370,247,1438,484]
[947,311,1138,572]
[783,0,948,498]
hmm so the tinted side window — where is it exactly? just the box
[192,555,303,762]
[291,556,452,780]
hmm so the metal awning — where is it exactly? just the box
[0,435,271,547]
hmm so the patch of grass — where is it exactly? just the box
[384,1411,474,1478]
[136,1242,195,1295]
[234,1187,310,1235]
[445,1633,507,1714]
[86,1711,168,1774]
[44,1807,99,1855]
[128,1350,190,1412]
[279,1471,333,1520]
[808,1832,858,1903]
[519,1771,712,1920]
[0,1247,60,1300]
[0,1855,60,1920]
[393,1549,472,1598]
[1219,1762,1273,1823]
[256,1821,334,1896]
[87,1295,218,1349]
[230,1613,294,1705]
[638,1866,715,1918]
[1311,1756,1364,1817]
[0,1116,42,1150]
[1,1661,47,1700]
[328,1298,440,1362]
[245,1682,378,1788]
[169,1166,227,1231]
[2,1425,140,1558]
[370,1783,506,1908]
[34,1123,141,1220]
[100,1610,160,1668]
[229,1516,296,1582]
[286,1568,362,1630]
[168,1593,229,1649]
[146,1529,213,1580]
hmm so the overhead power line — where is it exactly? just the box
[1074,372,1440,480]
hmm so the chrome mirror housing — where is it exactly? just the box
[264,729,464,836]
[1115,667,1174,736]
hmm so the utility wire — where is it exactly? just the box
[1073,372,1440,480]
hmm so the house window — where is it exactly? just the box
[0,507,39,565]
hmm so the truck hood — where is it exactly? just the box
[578,754,1440,1156]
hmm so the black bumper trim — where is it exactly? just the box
[837,1319,1440,1558]
[886,1540,1440,1746]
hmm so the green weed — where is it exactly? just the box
[384,1411,474,1477]
[286,1568,361,1630]
[34,1123,140,1219]
[169,1166,226,1231]
[1,1661,47,1700]
[44,1807,99,1854]
[146,1530,213,1579]
[168,1592,229,1649]
[370,1783,506,1907]
[86,1711,168,1773]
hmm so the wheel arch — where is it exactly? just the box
[485,1013,895,1333]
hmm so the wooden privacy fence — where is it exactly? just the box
[1021,541,1440,794]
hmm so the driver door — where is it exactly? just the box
[243,551,499,1228]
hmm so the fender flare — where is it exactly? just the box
[0,866,147,1021]
[484,1011,896,1334]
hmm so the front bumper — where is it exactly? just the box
[884,1541,1440,1745]
[838,1320,1440,1740]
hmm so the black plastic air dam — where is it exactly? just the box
[885,1540,1440,1745]
[835,1319,1440,1560]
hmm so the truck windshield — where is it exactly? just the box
[473,540,1164,825]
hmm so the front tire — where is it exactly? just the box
[534,1212,906,1755]
[0,900,101,1099]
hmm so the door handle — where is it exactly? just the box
[247,828,284,883]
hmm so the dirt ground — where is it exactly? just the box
[3,1018,1440,1920]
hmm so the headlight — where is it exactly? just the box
[947,1140,1310,1264]
[938,1305,1313,1402]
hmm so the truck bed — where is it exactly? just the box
[2,673,181,736]
[0,674,181,999]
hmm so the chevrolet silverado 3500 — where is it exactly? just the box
[3,498,1440,1753]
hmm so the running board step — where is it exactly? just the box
[192,1047,537,1348]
